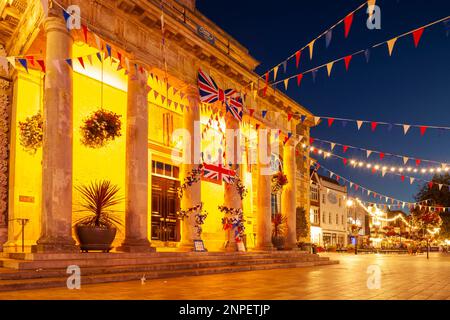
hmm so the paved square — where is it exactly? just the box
[1,253,449,300]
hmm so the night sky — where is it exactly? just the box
[197,0,450,206]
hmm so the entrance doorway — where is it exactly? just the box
[151,161,181,242]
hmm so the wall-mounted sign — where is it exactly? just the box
[197,26,215,45]
[19,195,35,203]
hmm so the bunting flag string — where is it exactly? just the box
[256,1,370,84]
[307,144,450,189]
[309,116,450,135]
[309,137,450,168]
[269,14,450,90]
[312,162,450,212]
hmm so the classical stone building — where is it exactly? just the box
[0,0,314,253]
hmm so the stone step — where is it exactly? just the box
[1,253,323,270]
[0,260,338,292]
[0,256,327,280]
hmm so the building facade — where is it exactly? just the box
[0,0,315,253]
[346,198,370,246]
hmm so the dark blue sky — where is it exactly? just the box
[196,0,450,206]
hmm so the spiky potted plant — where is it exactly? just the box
[74,180,123,252]
[271,213,286,250]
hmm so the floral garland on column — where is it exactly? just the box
[176,164,204,199]
[219,205,246,243]
[0,79,10,227]
[228,174,248,200]
[18,112,43,154]
[177,202,208,238]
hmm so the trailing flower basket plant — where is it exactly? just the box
[271,171,288,193]
[80,109,122,148]
[18,112,43,154]
[73,180,124,252]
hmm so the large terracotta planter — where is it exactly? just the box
[272,235,286,250]
[75,226,117,252]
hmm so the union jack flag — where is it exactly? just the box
[198,69,243,122]
[202,162,236,185]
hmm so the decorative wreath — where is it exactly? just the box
[18,112,43,154]
[177,202,209,237]
[80,109,122,148]
[271,171,288,193]
[219,205,246,243]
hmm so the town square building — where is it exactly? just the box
[0,0,315,253]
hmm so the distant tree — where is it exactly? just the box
[414,173,450,238]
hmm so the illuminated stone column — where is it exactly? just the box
[256,128,273,251]
[223,112,242,251]
[282,136,297,250]
[33,13,77,253]
[180,85,202,250]
[118,62,154,252]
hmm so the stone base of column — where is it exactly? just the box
[32,237,78,253]
[255,243,275,251]
[284,243,301,251]
[117,238,155,253]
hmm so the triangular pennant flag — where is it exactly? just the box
[106,44,112,58]
[37,60,45,72]
[96,52,102,62]
[366,150,372,158]
[6,57,15,68]
[326,62,334,77]
[401,175,405,182]
[330,143,336,151]
[77,57,85,69]
[18,59,28,72]
[357,120,364,130]
[288,113,293,122]
[415,159,421,166]
[412,27,424,48]
[328,118,335,127]
[94,34,102,51]
[343,145,349,153]
[382,169,387,177]
[297,74,303,87]
[283,78,289,91]
[314,117,321,125]
[403,157,409,165]
[249,109,255,117]
[301,115,307,123]
[344,55,352,71]
[82,25,88,43]
[311,69,318,83]
[379,152,385,160]
[364,49,371,63]
[62,9,71,27]
[295,50,302,69]
[344,13,354,38]
[428,182,434,189]
[255,123,260,130]
[343,158,348,166]
[439,184,443,191]
[325,30,333,48]
[273,66,279,81]
[308,40,315,60]
[154,91,159,100]
[410,177,415,184]
[65,59,73,68]
[371,122,378,132]
[281,61,287,73]
[86,55,93,66]
[25,55,35,66]
[387,38,398,56]
[403,124,410,135]
[420,126,428,136]
[262,110,268,119]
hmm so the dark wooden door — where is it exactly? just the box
[151,176,181,242]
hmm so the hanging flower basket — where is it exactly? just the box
[18,112,43,154]
[271,171,288,193]
[80,109,122,148]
